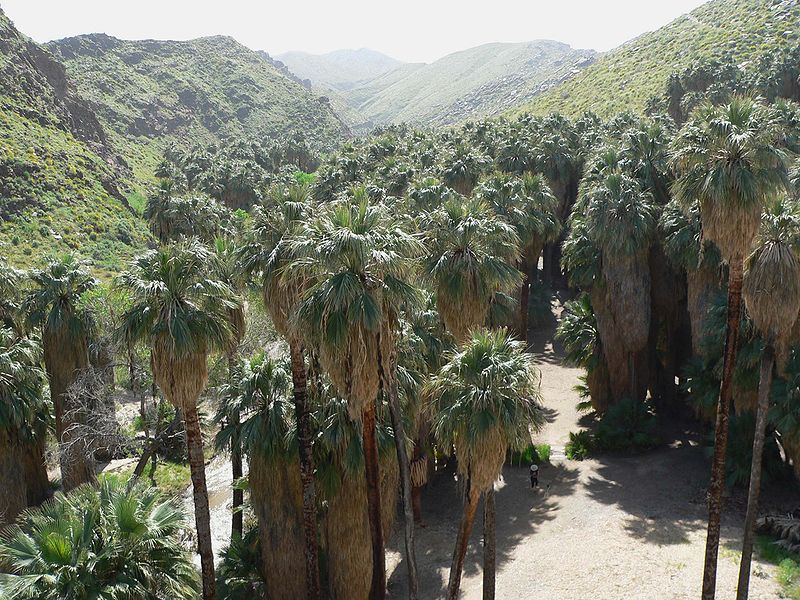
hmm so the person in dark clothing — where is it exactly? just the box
[530,463,539,488]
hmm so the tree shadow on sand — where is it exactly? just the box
[582,422,711,547]
[387,460,579,599]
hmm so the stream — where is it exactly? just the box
[182,453,244,562]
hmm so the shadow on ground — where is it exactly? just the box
[580,416,711,547]
[387,460,579,599]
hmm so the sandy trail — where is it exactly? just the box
[386,293,785,599]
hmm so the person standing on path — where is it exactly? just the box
[530,463,539,488]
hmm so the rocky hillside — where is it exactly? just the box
[47,34,350,192]
[279,41,595,130]
[0,7,148,273]
[512,0,800,118]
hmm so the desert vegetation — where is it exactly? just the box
[5,2,800,600]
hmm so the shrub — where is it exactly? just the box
[721,413,786,488]
[0,479,198,598]
[755,535,800,599]
[507,443,551,465]
[534,443,551,463]
[217,527,266,599]
[565,430,593,460]
[594,398,659,452]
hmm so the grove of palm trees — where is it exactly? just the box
[5,2,800,599]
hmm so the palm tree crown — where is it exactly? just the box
[292,187,422,414]
[671,95,790,262]
[426,327,545,493]
[25,254,96,339]
[0,328,47,437]
[117,240,237,383]
[423,198,522,343]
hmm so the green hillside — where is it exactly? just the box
[512,0,800,118]
[0,8,149,274]
[47,34,350,193]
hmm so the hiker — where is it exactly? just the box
[530,463,539,488]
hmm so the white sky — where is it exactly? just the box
[2,0,709,63]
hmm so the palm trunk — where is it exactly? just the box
[289,340,322,600]
[411,421,429,525]
[227,354,244,541]
[412,484,423,524]
[44,331,95,492]
[482,487,496,600]
[736,343,775,600]
[384,346,419,599]
[230,419,243,539]
[184,401,217,600]
[362,398,386,600]
[448,485,481,600]
[702,259,744,600]
[0,434,27,527]
[23,435,50,506]
[519,261,530,345]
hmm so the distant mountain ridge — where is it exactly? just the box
[278,41,596,130]
[278,48,406,90]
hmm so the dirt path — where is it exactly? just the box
[386,294,784,599]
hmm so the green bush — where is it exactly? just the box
[756,536,800,599]
[594,398,659,452]
[217,527,265,599]
[721,413,786,488]
[507,443,551,465]
[565,431,593,460]
[534,443,551,463]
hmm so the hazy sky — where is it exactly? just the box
[2,0,709,63]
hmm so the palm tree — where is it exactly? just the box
[0,328,48,526]
[531,116,585,283]
[25,254,97,491]
[737,205,800,599]
[117,240,240,600]
[293,188,422,599]
[0,261,24,334]
[556,293,611,410]
[671,95,790,600]
[210,237,247,539]
[144,186,231,246]
[584,170,657,403]
[215,353,306,600]
[426,328,544,599]
[144,180,179,244]
[239,182,323,598]
[0,479,198,599]
[315,389,401,600]
[0,262,49,505]
[660,200,721,359]
[441,146,489,196]
[477,173,560,340]
[423,197,522,344]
